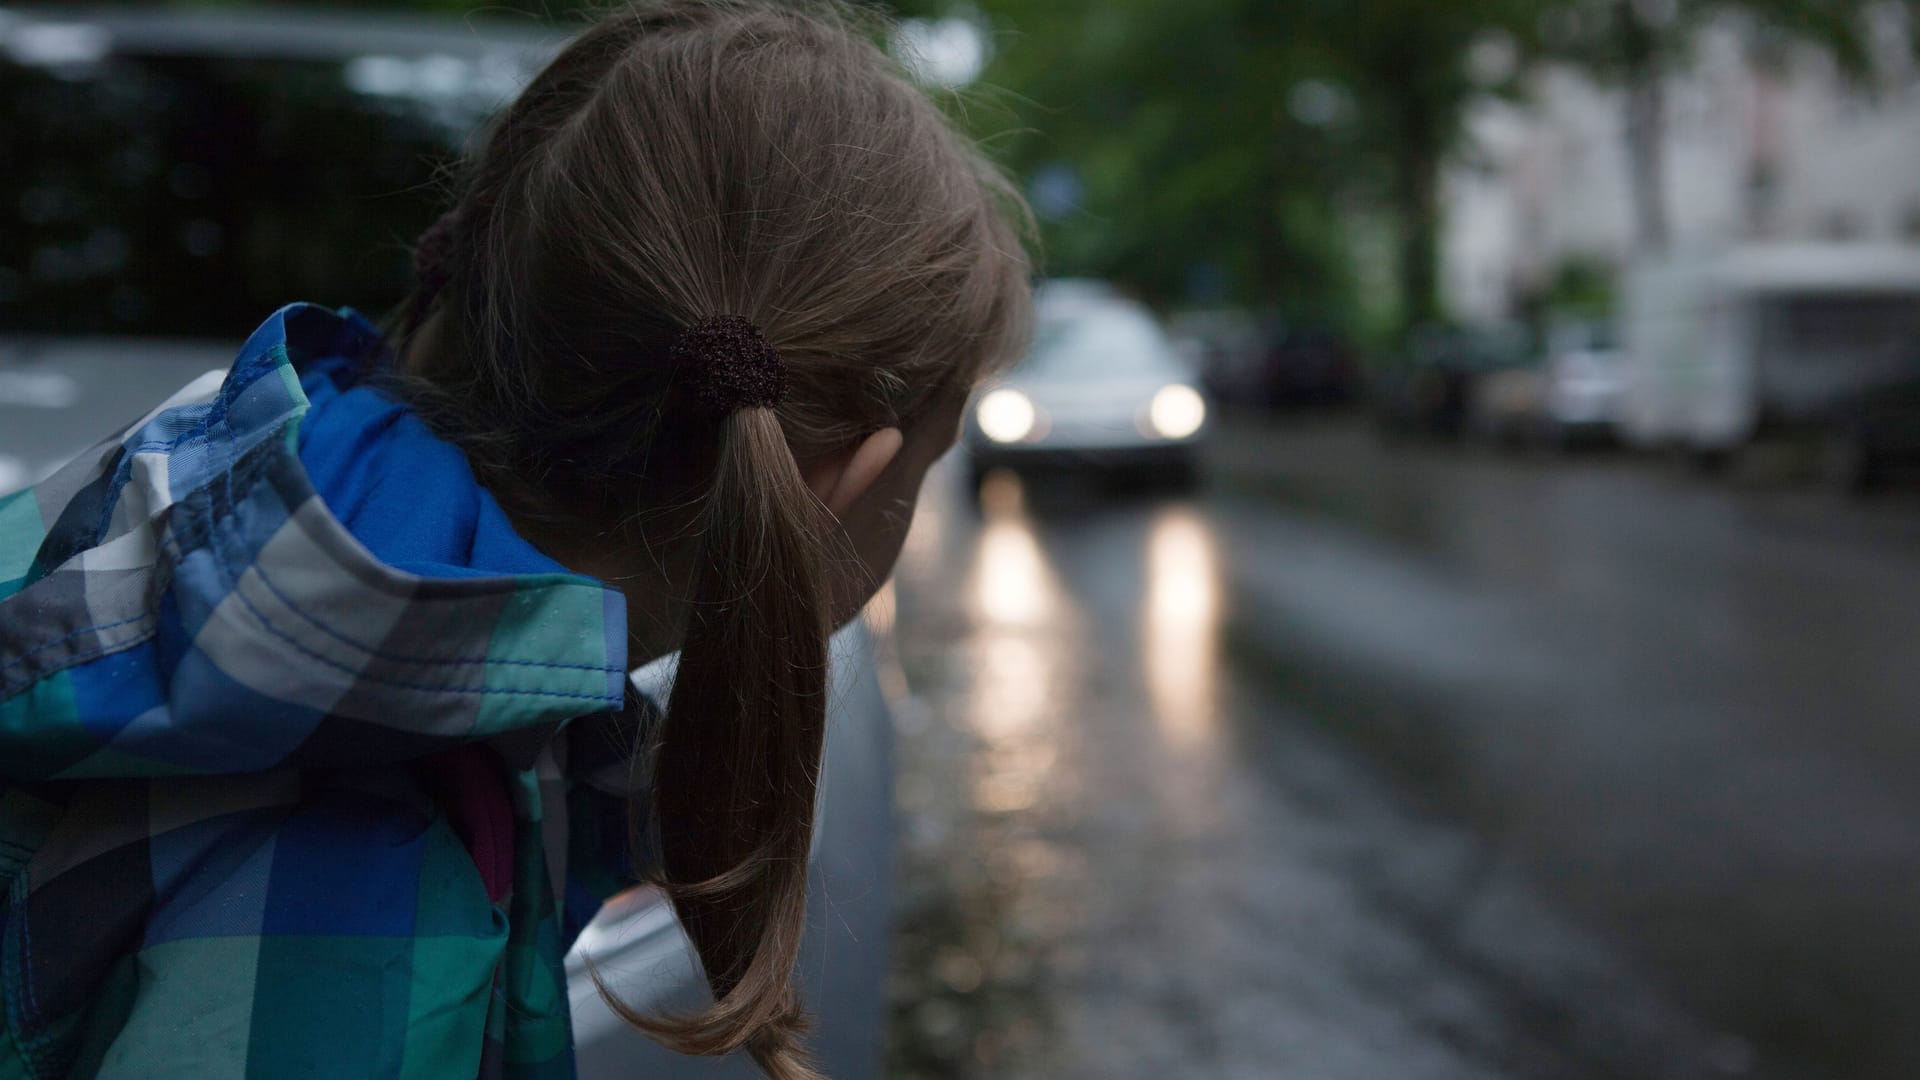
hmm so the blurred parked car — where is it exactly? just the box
[965,283,1210,495]
[1819,343,1920,494]
[0,9,894,1078]
[1469,317,1623,448]
[1182,311,1360,411]
[1621,243,1920,467]
[1256,324,1363,408]
[1372,321,1530,439]
[1169,307,1262,397]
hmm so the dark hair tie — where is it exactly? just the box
[412,209,460,296]
[404,210,462,343]
[672,315,790,417]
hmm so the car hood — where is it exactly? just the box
[998,369,1195,408]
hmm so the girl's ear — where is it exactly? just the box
[805,428,904,519]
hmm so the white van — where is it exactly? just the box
[1620,244,1920,458]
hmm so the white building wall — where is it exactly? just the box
[1442,23,1920,322]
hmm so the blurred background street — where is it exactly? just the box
[884,420,1920,1080]
[9,0,1920,1077]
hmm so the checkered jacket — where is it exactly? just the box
[0,305,646,1078]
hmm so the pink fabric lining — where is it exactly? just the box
[425,745,516,904]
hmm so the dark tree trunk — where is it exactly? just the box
[1391,99,1443,330]
[1624,68,1669,251]
[1256,132,1291,307]
[1618,2,1670,252]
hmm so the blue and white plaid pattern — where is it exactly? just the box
[0,305,643,1079]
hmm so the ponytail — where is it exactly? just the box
[602,406,834,1079]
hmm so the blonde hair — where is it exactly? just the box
[391,2,1032,1075]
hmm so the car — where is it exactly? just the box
[1819,344,1920,494]
[1371,321,1530,439]
[963,284,1210,495]
[1256,324,1363,409]
[1170,307,1263,400]
[1179,310,1360,412]
[1469,317,1623,449]
[0,9,895,1078]
[1537,318,1625,446]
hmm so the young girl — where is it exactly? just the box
[0,2,1030,1077]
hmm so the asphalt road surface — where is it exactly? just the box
[885,417,1920,1080]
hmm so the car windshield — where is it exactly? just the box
[0,46,526,339]
[1022,304,1173,376]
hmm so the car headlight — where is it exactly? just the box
[977,388,1037,443]
[1148,384,1206,439]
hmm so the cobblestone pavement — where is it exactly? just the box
[880,446,1752,1080]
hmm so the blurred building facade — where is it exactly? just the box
[1445,17,1920,321]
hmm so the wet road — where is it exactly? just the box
[883,418,1920,1080]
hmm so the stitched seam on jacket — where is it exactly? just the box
[0,615,155,679]
[228,573,616,702]
[3,876,47,1080]
[248,562,617,674]
[0,628,160,705]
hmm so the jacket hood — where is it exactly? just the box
[0,303,628,781]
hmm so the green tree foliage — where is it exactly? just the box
[967,0,1540,333]
[964,0,1356,320]
[1290,0,1539,327]
[156,0,600,13]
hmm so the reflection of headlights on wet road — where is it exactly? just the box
[1143,509,1219,747]
[976,388,1037,443]
[1148,384,1206,439]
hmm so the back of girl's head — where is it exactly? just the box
[406,0,1028,511]
[393,2,1032,1076]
